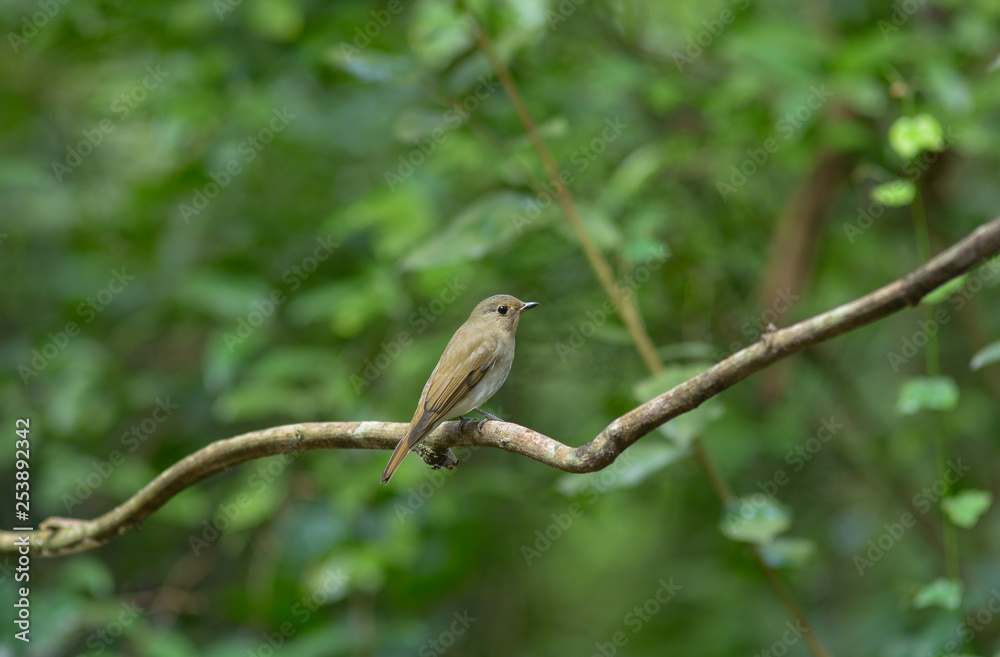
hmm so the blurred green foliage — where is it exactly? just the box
[2,0,1000,655]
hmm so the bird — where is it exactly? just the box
[380,294,539,483]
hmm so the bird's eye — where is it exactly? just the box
[497,305,508,315]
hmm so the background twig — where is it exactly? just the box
[458,7,842,656]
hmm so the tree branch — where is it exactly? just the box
[460,1,662,374]
[4,217,999,558]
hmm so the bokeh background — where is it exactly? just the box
[2,0,1000,655]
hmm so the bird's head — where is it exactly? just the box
[471,294,539,332]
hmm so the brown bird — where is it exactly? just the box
[380,294,538,483]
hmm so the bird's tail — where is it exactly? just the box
[382,412,440,483]
[380,437,412,484]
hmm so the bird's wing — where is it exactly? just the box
[381,330,500,483]
[411,332,500,438]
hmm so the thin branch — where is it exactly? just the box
[4,217,998,558]
[457,7,825,655]
[460,1,662,373]
[458,0,744,521]
[756,149,855,404]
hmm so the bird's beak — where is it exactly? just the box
[521,302,539,312]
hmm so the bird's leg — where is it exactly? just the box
[472,407,502,431]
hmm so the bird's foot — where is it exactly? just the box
[472,407,502,431]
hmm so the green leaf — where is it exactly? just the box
[393,109,456,142]
[656,341,716,362]
[218,469,288,532]
[287,272,402,337]
[922,274,968,305]
[913,578,963,610]
[401,191,536,270]
[62,558,115,597]
[408,2,475,69]
[204,329,254,392]
[888,113,944,159]
[250,346,339,382]
[173,272,266,319]
[720,496,791,544]
[159,486,211,527]
[895,376,959,415]
[870,179,915,207]
[328,187,434,260]
[942,490,993,529]
[624,239,672,265]
[303,561,351,605]
[326,49,415,84]
[758,537,816,569]
[576,202,623,252]
[247,0,304,41]
[599,143,666,214]
[970,340,1000,370]
[145,631,202,657]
